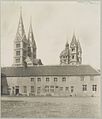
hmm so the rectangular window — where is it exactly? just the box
[90,76,94,81]
[37,78,41,82]
[66,87,69,91]
[23,86,27,93]
[55,86,58,88]
[16,51,20,56]
[60,87,63,91]
[62,77,66,82]
[71,86,74,93]
[82,85,87,91]
[46,78,50,82]
[16,43,20,48]
[31,78,34,82]
[50,86,54,92]
[45,86,49,92]
[37,87,41,94]
[31,86,34,93]
[16,58,20,63]
[80,76,84,81]
[92,85,97,91]
[54,78,58,82]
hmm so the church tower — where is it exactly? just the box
[70,33,82,65]
[69,33,78,65]
[28,21,37,59]
[60,33,82,65]
[77,39,82,64]
[13,9,28,67]
[60,40,70,65]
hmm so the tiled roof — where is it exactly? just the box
[1,65,100,77]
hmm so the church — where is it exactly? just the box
[1,10,100,97]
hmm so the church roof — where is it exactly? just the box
[1,65,100,77]
[60,49,69,57]
[28,22,36,49]
[70,33,77,47]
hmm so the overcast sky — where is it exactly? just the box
[1,1,100,69]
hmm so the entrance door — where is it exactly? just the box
[15,89,19,95]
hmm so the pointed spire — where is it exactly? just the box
[77,39,82,53]
[28,18,36,49]
[70,32,77,47]
[16,7,26,39]
[65,40,69,48]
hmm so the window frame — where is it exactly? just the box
[82,85,87,91]
[54,77,58,82]
[16,51,20,56]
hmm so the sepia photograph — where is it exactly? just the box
[1,0,101,118]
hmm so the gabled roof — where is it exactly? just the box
[1,65,100,77]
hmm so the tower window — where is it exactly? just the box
[16,58,20,63]
[16,43,20,48]
[16,51,20,56]
[72,48,74,51]
[23,42,27,48]
[72,55,74,59]
[23,51,26,56]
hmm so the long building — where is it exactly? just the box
[1,10,100,97]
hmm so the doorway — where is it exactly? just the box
[15,89,19,95]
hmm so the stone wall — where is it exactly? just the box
[1,75,100,97]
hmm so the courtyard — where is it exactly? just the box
[1,96,100,118]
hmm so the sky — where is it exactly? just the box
[1,1,100,69]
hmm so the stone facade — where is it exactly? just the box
[1,75,100,97]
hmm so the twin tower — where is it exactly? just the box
[13,10,82,67]
[13,11,42,67]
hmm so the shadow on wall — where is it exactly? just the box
[1,73,9,95]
